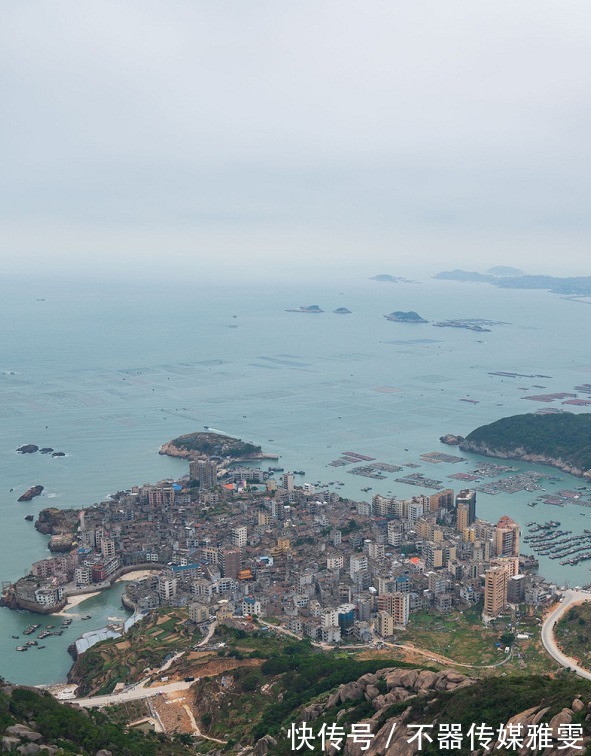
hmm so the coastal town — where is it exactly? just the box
[1,435,561,658]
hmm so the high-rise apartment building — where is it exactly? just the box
[483,565,509,619]
[495,516,520,556]
[429,489,454,512]
[189,460,218,490]
[456,490,476,526]
[375,610,394,637]
[232,525,247,548]
[456,502,470,533]
[220,548,241,579]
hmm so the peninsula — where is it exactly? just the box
[435,269,591,296]
[459,412,591,477]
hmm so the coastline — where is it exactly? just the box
[458,443,591,479]
[54,592,101,615]
[2,563,167,617]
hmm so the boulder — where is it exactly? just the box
[16,745,41,755]
[364,685,380,701]
[572,698,585,713]
[398,670,419,688]
[414,670,438,691]
[442,670,464,683]
[301,703,324,721]
[253,735,277,755]
[357,673,378,687]
[372,694,386,711]
[326,691,341,710]
[2,737,20,753]
[531,706,550,726]
[338,682,364,704]
[5,728,42,744]
[384,670,404,690]
[550,709,573,739]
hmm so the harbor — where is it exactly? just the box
[523,521,591,566]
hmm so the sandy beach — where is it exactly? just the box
[55,592,101,615]
[115,569,161,583]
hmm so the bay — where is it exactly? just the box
[1,275,590,684]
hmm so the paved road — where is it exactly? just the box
[380,641,513,669]
[74,679,195,708]
[541,589,591,681]
[260,619,512,669]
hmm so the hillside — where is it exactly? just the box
[189,650,591,754]
[459,412,591,477]
[0,680,187,755]
[8,620,591,754]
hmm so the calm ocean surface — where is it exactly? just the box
[1,275,590,685]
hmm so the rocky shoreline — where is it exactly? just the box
[458,440,591,478]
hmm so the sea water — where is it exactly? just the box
[1,274,590,684]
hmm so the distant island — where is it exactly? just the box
[435,269,591,296]
[285,304,324,313]
[458,412,591,477]
[160,431,276,462]
[384,311,428,323]
[333,307,352,314]
[370,274,417,283]
[433,320,491,332]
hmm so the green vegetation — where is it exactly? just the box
[169,431,261,458]
[404,607,502,666]
[555,603,591,671]
[410,675,591,755]
[0,684,186,754]
[461,412,591,473]
[70,608,200,696]
[196,626,421,746]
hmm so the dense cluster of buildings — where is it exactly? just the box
[3,458,553,637]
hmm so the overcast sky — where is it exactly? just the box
[1,1,590,283]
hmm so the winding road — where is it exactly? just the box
[541,589,591,681]
[73,620,218,708]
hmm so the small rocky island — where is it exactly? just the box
[440,434,465,446]
[333,307,352,314]
[160,431,276,461]
[459,412,591,477]
[285,304,324,313]
[18,485,44,502]
[16,444,39,454]
[384,311,428,323]
[16,444,65,456]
